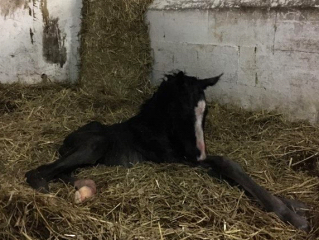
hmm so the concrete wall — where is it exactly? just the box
[0,0,82,83]
[146,0,319,123]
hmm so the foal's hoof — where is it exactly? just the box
[285,206,310,232]
[25,169,49,193]
[74,186,95,203]
[294,218,310,232]
[74,179,96,204]
[279,197,310,217]
[279,197,311,232]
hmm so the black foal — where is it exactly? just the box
[25,71,309,231]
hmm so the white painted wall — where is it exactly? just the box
[147,0,319,123]
[0,0,82,83]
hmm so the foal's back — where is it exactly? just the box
[59,120,146,167]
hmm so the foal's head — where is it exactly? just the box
[159,71,223,162]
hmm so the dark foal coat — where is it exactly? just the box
[25,71,309,231]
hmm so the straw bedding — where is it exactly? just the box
[0,0,318,239]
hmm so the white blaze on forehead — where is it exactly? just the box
[195,100,206,161]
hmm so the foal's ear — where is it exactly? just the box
[175,71,187,85]
[166,71,186,84]
[198,73,223,89]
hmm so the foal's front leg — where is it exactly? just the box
[200,156,310,232]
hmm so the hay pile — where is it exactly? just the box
[1,0,319,239]
[80,0,153,99]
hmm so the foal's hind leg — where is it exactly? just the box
[58,121,105,157]
[200,156,310,232]
[25,137,106,193]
